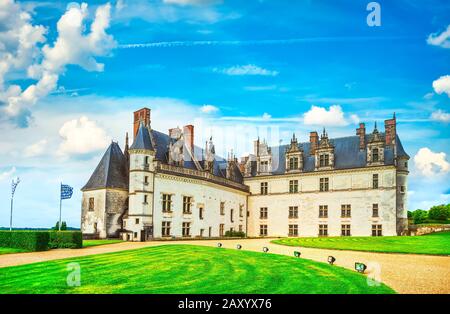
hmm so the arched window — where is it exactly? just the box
[372,148,379,162]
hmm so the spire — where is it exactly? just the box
[374,121,378,133]
[130,122,154,151]
[125,132,129,151]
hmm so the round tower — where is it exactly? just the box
[126,121,155,241]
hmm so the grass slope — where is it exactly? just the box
[0,247,27,255]
[0,245,394,294]
[83,240,123,248]
[272,231,450,255]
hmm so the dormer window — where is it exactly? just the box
[372,148,379,162]
[319,154,329,167]
[260,161,269,173]
[289,157,299,170]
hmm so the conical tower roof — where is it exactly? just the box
[130,122,154,151]
[81,142,128,191]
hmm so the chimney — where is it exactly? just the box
[309,131,319,155]
[133,108,151,138]
[183,125,194,154]
[356,123,366,150]
[384,113,396,146]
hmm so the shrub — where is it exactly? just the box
[428,205,450,221]
[224,231,246,238]
[0,231,49,252]
[411,209,428,224]
[49,231,82,249]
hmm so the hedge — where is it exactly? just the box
[0,231,49,252]
[0,230,83,251]
[224,231,246,238]
[49,231,82,249]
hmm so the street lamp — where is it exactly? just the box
[328,256,336,265]
[262,247,269,253]
[217,242,222,248]
[294,251,301,258]
[355,262,367,273]
[10,177,20,231]
[236,244,242,250]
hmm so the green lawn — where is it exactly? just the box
[0,245,394,294]
[0,247,27,255]
[272,231,450,255]
[83,239,123,248]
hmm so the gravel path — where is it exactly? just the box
[0,239,448,294]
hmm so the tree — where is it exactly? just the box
[61,221,67,231]
[411,209,428,224]
[428,204,450,221]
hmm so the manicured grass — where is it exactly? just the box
[0,247,27,255]
[272,231,450,255]
[83,240,123,248]
[0,245,394,294]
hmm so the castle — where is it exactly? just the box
[81,108,409,241]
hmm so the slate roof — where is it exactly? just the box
[247,133,407,175]
[82,142,129,191]
[148,129,243,183]
[130,123,154,151]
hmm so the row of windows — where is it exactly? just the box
[259,174,381,195]
[162,194,244,222]
[259,204,380,219]
[259,224,383,237]
[161,222,244,237]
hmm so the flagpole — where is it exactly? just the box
[59,182,62,231]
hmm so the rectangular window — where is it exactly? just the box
[289,180,299,193]
[289,206,298,219]
[183,196,192,214]
[260,225,268,236]
[135,218,139,224]
[162,221,171,237]
[88,197,94,211]
[372,148,379,162]
[230,209,234,223]
[260,207,268,219]
[239,225,243,232]
[144,156,149,166]
[372,224,382,236]
[400,186,405,193]
[182,222,191,237]
[319,224,328,236]
[260,182,268,195]
[162,194,172,212]
[372,204,379,217]
[288,224,298,236]
[341,224,351,236]
[320,178,329,192]
[219,224,224,237]
[260,161,269,173]
[289,157,299,170]
[199,207,204,220]
[144,176,149,185]
[373,174,379,189]
[220,202,225,215]
[319,205,328,218]
[319,154,329,167]
[143,195,148,204]
[341,204,351,218]
[239,204,244,217]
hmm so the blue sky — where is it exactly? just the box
[0,0,449,228]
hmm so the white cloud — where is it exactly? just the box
[432,75,450,97]
[423,92,434,100]
[200,104,219,114]
[430,110,450,123]
[57,116,111,156]
[1,1,116,126]
[427,25,450,49]
[214,64,279,76]
[24,139,48,157]
[303,105,350,126]
[0,166,16,182]
[414,148,450,177]
[262,112,272,120]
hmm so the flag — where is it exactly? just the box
[61,184,73,200]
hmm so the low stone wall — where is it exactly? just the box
[408,225,450,236]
